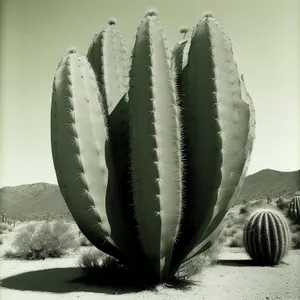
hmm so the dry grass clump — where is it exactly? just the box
[3,220,78,260]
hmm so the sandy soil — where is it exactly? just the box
[0,226,299,300]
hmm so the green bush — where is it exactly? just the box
[4,220,78,260]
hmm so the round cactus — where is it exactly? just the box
[288,193,300,224]
[243,208,291,265]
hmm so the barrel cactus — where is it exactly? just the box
[288,193,300,224]
[243,208,291,265]
[51,11,255,283]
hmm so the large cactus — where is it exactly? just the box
[288,193,300,224]
[51,11,255,283]
[243,208,291,265]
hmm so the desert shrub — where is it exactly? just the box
[227,237,241,247]
[290,224,300,249]
[0,237,3,245]
[232,214,247,226]
[4,220,78,260]
[291,233,300,249]
[290,223,300,234]
[227,230,243,247]
[78,233,92,247]
[225,216,235,228]
[221,227,232,237]
[249,199,265,207]
[78,248,146,288]
[276,197,289,212]
[227,226,238,236]
[0,222,12,234]
[239,204,249,214]
[78,229,225,288]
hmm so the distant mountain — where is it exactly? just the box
[0,182,69,220]
[0,169,299,220]
[236,169,299,204]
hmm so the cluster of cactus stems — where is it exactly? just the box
[243,208,291,265]
[288,193,300,224]
[51,10,255,283]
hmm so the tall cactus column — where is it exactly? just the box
[51,50,122,259]
[128,12,183,279]
[170,14,251,272]
[86,20,145,267]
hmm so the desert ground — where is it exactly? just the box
[0,222,299,300]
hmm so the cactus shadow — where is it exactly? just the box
[0,267,141,294]
[0,266,197,294]
[215,259,263,267]
[215,259,289,267]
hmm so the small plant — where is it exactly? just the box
[287,193,300,224]
[4,220,78,260]
[239,204,249,214]
[78,247,107,270]
[0,222,12,234]
[243,208,291,265]
[79,233,92,247]
[77,235,223,288]
[227,231,243,248]
[276,197,289,211]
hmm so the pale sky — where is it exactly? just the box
[0,0,299,187]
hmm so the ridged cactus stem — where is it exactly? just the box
[87,20,145,266]
[87,19,129,114]
[243,208,291,265]
[170,14,251,272]
[51,49,121,259]
[186,73,256,262]
[128,12,183,280]
[288,193,300,224]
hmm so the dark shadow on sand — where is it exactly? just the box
[215,259,289,267]
[0,266,197,295]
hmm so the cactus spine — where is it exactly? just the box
[288,193,300,224]
[51,11,255,283]
[243,208,291,265]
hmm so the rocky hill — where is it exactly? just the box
[0,169,299,220]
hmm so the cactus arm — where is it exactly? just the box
[171,31,191,96]
[50,50,121,259]
[128,12,183,279]
[185,73,256,262]
[87,20,129,115]
[171,14,250,270]
[87,21,144,265]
